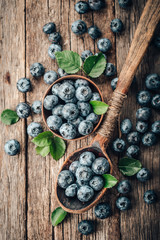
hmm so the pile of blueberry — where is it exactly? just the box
[44,79,102,139]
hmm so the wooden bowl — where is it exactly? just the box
[42,75,104,141]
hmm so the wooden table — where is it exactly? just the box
[0,0,160,239]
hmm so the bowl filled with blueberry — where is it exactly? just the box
[42,75,104,140]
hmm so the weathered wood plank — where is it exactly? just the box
[0,0,26,239]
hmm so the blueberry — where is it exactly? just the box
[76,86,92,101]
[111,77,118,90]
[88,0,104,11]
[16,102,31,118]
[90,92,101,101]
[116,197,131,210]
[43,95,58,110]
[89,176,104,191]
[143,190,157,204]
[126,145,140,158]
[151,94,160,110]
[118,0,132,8]
[78,120,93,135]
[65,96,77,104]
[117,180,131,194]
[142,132,157,147]
[31,100,42,114]
[76,165,93,181]
[77,186,94,202]
[62,79,74,86]
[71,20,87,35]
[48,32,61,43]
[47,115,62,131]
[69,161,80,175]
[30,63,45,77]
[58,83,75,101]
[27,122,43,137]
[151,121,160,135]
[104,63,117,77]
[52,105,63,118]
[81,50,93,61]
[88,25,101,40]
[120,119,132,134]
[92,157,110,175]
[58,68,68,77]
[65,183,77,197]
[112,138,126,153]
[76,179,89,187]
[43,22,56,34]
[74,79,89,88]
[59,123,77,139]
[77,101,92,117]
[68,116,84,128]
[48,44,62,60]
[94,203,112,219]
[110,19,123,33]
[75,1,89,14]
[78,220,94,235]
[62,103,79,120]
[79,151,96,166]
[17,78,31,93]
[136,121,148,134]
[127,131,141,145]
[97,38,112,53]
[51,83,61,95]
[153,35,160,49]
[136,107,151,121]
[145,73,160,91]
[86,113,99,124]
[44,71,58,85]
[137,90,151,106]
[4,139,20,156]
[58,170,74,189]
[136,168,151,182]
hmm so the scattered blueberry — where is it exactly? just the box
[92,157,110,175]
[48,44,62,60]
[136,168,151,182]
[52,104,64,118]
[65,183,77,197]
[81,50,93,61]
[17,78,31,93]
[77,185,94,202]
[88,25,101,40]
[86,112,99,124]
[111,77,118,90]
[59,123,77,139]
[117,180,131,194]
[58,83,75,101]
[78,220,94,235]
[62,103,79,120]
[151,94,160,110]
[142,132,157,147]
[97,38,112,53]
[79,151,96,167]
[43,95,59,110]
[76,86,92,101]
[58,68,68,77]
[110,18,123,33]
[104,63,117,77]
[137,90,151,106]
[30,63,45,77]
[46,114,62,131]
[4,139,20,156]
[75,1,89,14]
[68,116,84,128]
[126,145,140,158]
[151,121,160,135]
[43,22,56,34]
[120,118,132,134]
[48,32,61,43]
[112,138,126,153]
[89,176,104,191]
[74,79,89,88]
[153,35,160,49]
[58,170,74,189]
[71,20,87,35]
[69,161,80,175]
[118,0,132,8]
[76,165,93,181]
[51,83,61,95]
[31,100,42,114]
[44,70,58,85]
[27,122,43,137]
[127,131,141,145]
[78,120,93,135]
[145,73,160,91]
[136,121,148,134]
[116,196,131,211]
[88,0,104,11]
[77,101,92,117]
[136,107,151,121]
[90,92,101,101]
[94,203,112,219]
[143,190,157,204]
[16,102,31,118]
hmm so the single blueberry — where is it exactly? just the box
[137,90,151,106]
[112,138,126,153]
[43,22,56,34]
[30,63,45,77]
[89,176,104,191]
[79,151,96,166]
[88,0,104,11]
[76,179,89,187]
[78,220,94,235]
[69,161,80,175]
[65,183,77,197]
[59,123,77,139]
[71,20,87,35]
[76,165,93,181]
[81,50,93,61]
[143,190,157,204]
[62,103,79,120]
[92,157,110,175]
[117,180,131,194]
[44,71,58,85]
[48,44,62,60]
[118,0,132,8]
[31,100,42,114]
[126,145,140,158]
[48,32,61,43]
[46,115,62,131]
[151,94,160,110]
[110,18,123,33]
[145,73,160,91]
[136,121,148,134]
[27,122,43,137]
[104,63,117,77]
[151,121,160,135]
[16,102,31,119]
[75,1,89,14]
[52,104,64,118]
[51,83,61,95]
[74,79,89,89]
[136,107,151,121]
[111,77,118,90]
[90,92,101,101]
[77,101,92,117]
[43,95,58,110]
[116,196,131,211]
[4,139,20,156]
[64,96,77,104]
[153,35,160,49]
[62,79,74,86]
[68,116,84,128]
[127,131,141,145]
[76,86,92,101]
[97,38,112,53]
[120,118,132,134]
[58,170,75,189]
[77,185,94,202]
[78,120,93,135]
[88,25,101,40]
[58,68,68,77]
[94,203,112,219]
[136,168,151,182]
[58,83,75,101]
[17,78,31,93]
[142,132,157,147]
[86,112,99,124]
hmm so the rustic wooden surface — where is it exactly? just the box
[0,0,159,240]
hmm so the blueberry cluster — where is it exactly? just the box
[44,79,102,139]
[58,151,110,202]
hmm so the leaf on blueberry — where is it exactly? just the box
[90,101,109,115]
[119,157,142,176]
[1,109,19,125]
[51,207,67,227]
[103,174,118,188]
[32,131,53,147]
[36,146,50,157]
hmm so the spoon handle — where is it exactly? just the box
[98,0,160,141]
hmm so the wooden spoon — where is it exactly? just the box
[56,0,160,214]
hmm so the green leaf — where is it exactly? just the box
[50,137,66,161]
[1,109,19,125]
[35,146,50,157]
[83,53,106,78]
[51,207,67,227]
[119,157,142,176]
[55,50,82,74]
[90,101,109,115]
[32,131,53,147]
[103,174,118,188]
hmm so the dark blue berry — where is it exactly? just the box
[27,122,43,137]
[142,132,157,147]
[110,18,123,33]
[31,100,42,114]
[79,151,96,167]
[97,38,112,53]
[118,0,132,8]
[112,138,126,153]
[117,180,131,194]
[151,121,160,135]
[95,203,112,219]
[88,0,104,11]
[76,179,89,187]
[127,131,141,145]
[16,102,31,119]
[116,196,131,211]
[65,184,77,197]
[46,115,62,131]
[77,101,92,117]
[81,50,93,61]
[58,170,74,189]
[62,79,74,86]
[89,176,104,191]
[30,63,45,77]
[137,90,151,106]
[76,165,93,181]
[68,116,84,128]
[58,83,75,101]
[71,20,87,35]
[69,161,80,175]
[62,103,79,120]
[120,118,132,134]
[88,25,101,40]
[153,35,160,49]
[92,157,110,175]
[43,95,58,110]
[48,44,62,60]
[77,185,94,202]
[44,71,58,85]
[136,107,151,121]
[145,73,160,91]
[59,123,77,139]
[78,220,94,235]
[76,86,92,101]
[151,94,160,110]
[136,168,151,182]
[17,78,31,93]
[52,83,61,95]
[111,77,118,90]
[75,1,89,14]
[58,68,68,77]
[126,145,140,158]
[90,92,101,101]
[43,22,56,34]
[136,121,148,134]
[104,63,117,77]
[86,112,99,124]
[74,79,89,88]
[52,104,64,118]
[4,139,20,156]
[143,190,157,204]
[48,32,61,43]
[78,120,93,135]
